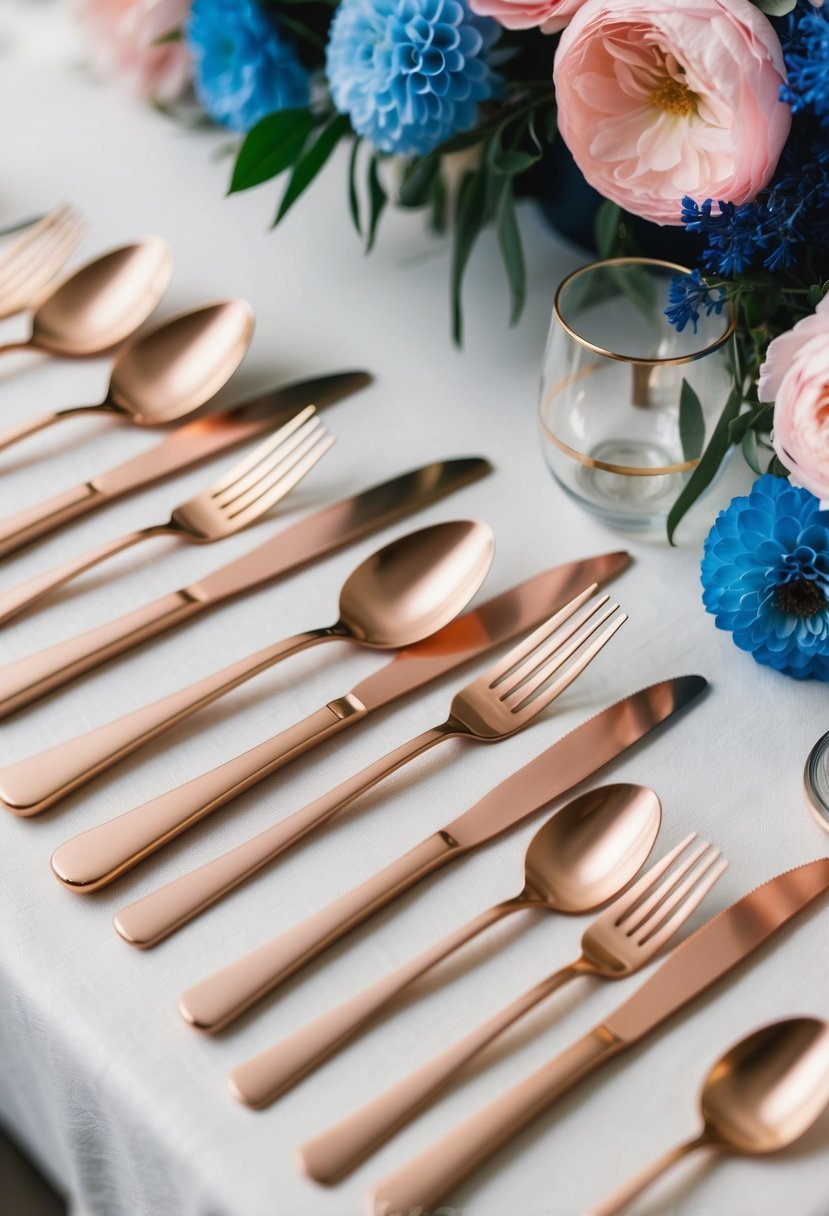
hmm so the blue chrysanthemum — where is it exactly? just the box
[187,0,310,133]
[701,474,829,681]
[326,0,500,157]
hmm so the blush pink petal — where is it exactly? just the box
[469,0,586,34]
[759,298,829,508]
[553,0,791,226]
[75,0,191,102]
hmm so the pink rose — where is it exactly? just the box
[76,0,191,103]
[469,0,585,34]
[553,0,791,225]
[758,295,829,509]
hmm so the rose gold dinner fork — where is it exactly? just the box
[295,835,728,1183]
[0,406,334,625]
[0,204,85,320]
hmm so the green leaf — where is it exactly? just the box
[275,113,350,224]
[398,157,440,209]
[496,180,526,327]
[807,281,829,308]
[754,0,797,15]
[742,428,762,475]
[679,379,705,462]
[489,147,539,176]
[594,200,622,259]
[767,452,789,477]
[152,27,183,45]
[348,138,362,236]
[728,403,769,445]
[229,109,317,194]
[365,155,387,252]
[544,106,558,142]
[667,385,742,544]
[451,168,488,346]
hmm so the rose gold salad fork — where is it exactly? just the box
[0,406,334,626]
[0,204,85,319]
[296,835,728,1183]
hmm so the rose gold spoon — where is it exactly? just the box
[0,298,254,454]
[0,237,172,357]
[591,1016,829,1216]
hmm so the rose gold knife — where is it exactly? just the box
[0,456,492,719]
[367,857,829,1215]
[175,674,706,1034]
[0,370,372,559]
[45,555,630,882]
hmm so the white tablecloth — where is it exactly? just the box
[1,7,828,1215]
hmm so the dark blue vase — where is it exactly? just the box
[535,139,702,265]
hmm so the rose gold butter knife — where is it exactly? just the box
[0,457,492,719]
[0,370,372,559]
[368,857,829,1215]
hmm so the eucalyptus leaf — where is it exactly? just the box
[742,428,762,475]
[451,168,488,346]
[365,154,387,252]
[496,180,526,326]
[679,379,705,462]
[230,109,317,194]
[754,0,798,14]
[667,385,742,544]
[594,200,622,259]
[348,138,362,236]
[275,113,350,224]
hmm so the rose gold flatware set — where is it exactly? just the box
[4,216,825,1216]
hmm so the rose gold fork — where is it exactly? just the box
[114,591,626,950]
[0,205,85,319]
[0,407,334,626]
[295,835,728,1184]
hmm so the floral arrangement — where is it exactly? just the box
[77,0,829,679]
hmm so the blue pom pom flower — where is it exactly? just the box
[701,474,829,681]
[187,0,310,132]
[326,0,500,157]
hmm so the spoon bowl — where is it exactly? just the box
[592,1015,829,1216]
[106,299,255,425]
[336,519,495,648]
[27,238,173,356]
[522,783,663,912]
[701,1017,829,1155]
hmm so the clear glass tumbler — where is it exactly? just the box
[538,258,736,532]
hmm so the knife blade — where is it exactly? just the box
[175,674,703,1032]
[0,370,372,558]
[0,456,493,718]
[369,858,829,1216]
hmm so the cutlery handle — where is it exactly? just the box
[0,409,65,454]
[368,1026,624,1215]
[0,588,207,718]
[0,526,166,625]
[49,695,365,891]
[0,481,103,559]
[299,962,583,1182]
[588,1135,708,1216]
[113,724,452,947]
[0,629,330,816]
[228,899,517,1107]
[179,830,464,1033]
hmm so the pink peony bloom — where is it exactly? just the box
[76,0,191,103]
[758,295,829,509]
[468,0,585,35]
[553,0,791,226]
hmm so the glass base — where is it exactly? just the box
[805,730,829,834]
[566,438,683,532]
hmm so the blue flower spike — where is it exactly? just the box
[701,474,829,681]
[188,0,310,133]
[326,0,500,157]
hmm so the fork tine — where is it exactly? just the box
[488,585,599,689]
[0,204,72,272]
[501,600,618,706]
[208,406,316,495]
[214,417,323,506]
[631,845,721,941]
[506,610,627,716]
[0,213,85,315]
[221,423,329,513]
[619,837,710,933]
[639,856,729,953]
[227,433,335,525]
[611,833,698,926]
[0,209,82,295]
